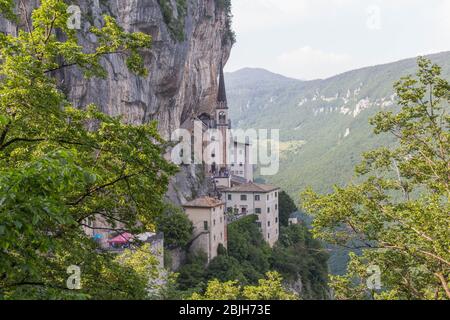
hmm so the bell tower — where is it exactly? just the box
[216,61,229,174]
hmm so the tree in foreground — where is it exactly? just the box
[302,58,449,300]
[278,190,298,227]
[0,0,177,299]
[190,271,298,300]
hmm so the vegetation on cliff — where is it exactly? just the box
[158,0,187,42]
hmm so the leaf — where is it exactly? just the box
[0,114,8,126]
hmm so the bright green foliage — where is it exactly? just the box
[190,279,241,300]
[116,244,160,285]
[242,272,298,300]
[116,244,164,298]
[302,58,450,300]
[190,272,298,300]
[0,1,177,299]
[156,204,193,249]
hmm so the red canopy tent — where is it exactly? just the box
[108,233,133,245]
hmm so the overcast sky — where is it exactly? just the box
[225,0,450,80]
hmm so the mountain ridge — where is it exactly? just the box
[226,50,450,195]
[227,50,450,83]
[226,51,450,274]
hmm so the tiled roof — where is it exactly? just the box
[183,197,224,208]
[224,182,279,193]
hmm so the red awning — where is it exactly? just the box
[108,233,133,244]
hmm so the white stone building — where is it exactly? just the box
[223,183,280,247]
[229,139,253,183]
[179,63,253,189]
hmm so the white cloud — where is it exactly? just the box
[232,0,357,32]
[275,46,355,80]
[227,0,450,79]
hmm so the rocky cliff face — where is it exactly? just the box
[1,0,233,204]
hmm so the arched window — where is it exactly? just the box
[219,112,226,124]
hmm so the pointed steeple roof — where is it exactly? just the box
[217,61,228,109]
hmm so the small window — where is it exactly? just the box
[204,221,208,231]
[275,204,278,210]
[228,194,232,201]
[255,208,262,214]
[268,233,270,239]
[239,163,243,167]
[275,217,278,223]
[214,219,216,226]
[268,221,271,227]
[255,195,261,201]
[267,207,271,213]
[275,192,278,198]
[267,195,270,200]
[240,195,247,201]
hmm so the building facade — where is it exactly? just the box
[181,64,280,253]
[223,183,280,247]
[178,63,253,188]
[183,197,227,262]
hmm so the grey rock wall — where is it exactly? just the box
[0,0,232,204]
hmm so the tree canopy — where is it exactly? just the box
[279,190,298,226]
[302,58,450,300]
[190,271,298,300]
[0,0,176,299]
